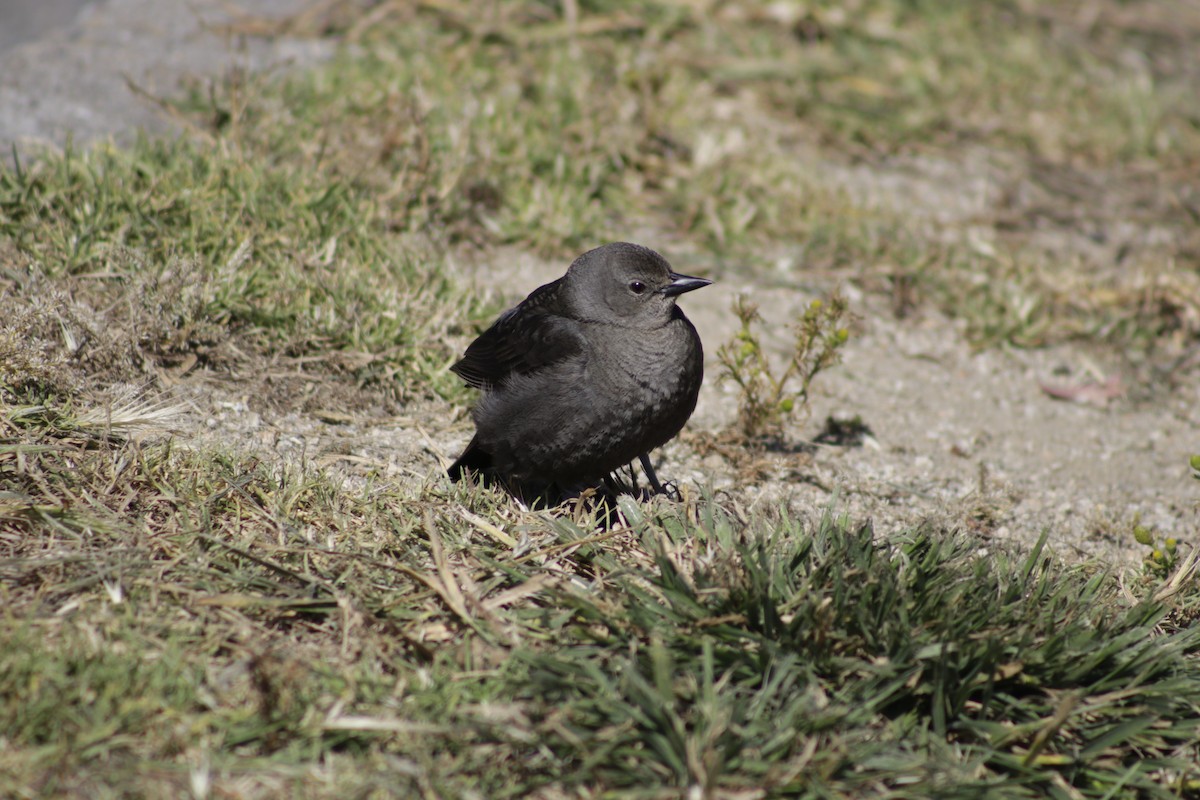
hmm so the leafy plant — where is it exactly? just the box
[716,292,849,442]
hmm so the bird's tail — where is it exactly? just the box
[447,435,494,483]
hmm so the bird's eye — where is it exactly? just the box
[629,281,647,294]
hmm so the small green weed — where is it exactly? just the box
[1133,456,1200,578]
[717,291,849,442]
[1136,522,1181,579]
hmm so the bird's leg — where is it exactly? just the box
[638,453,666,495]
[624,462,639,491]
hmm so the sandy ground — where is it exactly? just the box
[4,0,1195,567]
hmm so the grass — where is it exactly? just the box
[2,0,1200,796]
[7,1,1197,362]
[1,419,1198,796]
[0,134,473,403]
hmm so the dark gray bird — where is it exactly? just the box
[447,242,710,498]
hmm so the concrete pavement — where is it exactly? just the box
[0,0,332,152]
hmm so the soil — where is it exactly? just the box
[4,0,1195,566]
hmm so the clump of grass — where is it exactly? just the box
[0,250,237,398]
[0,287,74,395]
[514,508,1200,797]
[717,291,850,442]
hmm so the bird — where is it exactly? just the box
[447,242,710,500]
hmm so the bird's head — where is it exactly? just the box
[566,242,711,327]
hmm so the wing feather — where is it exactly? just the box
[451,279,586,389]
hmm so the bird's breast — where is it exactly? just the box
[585,319,703,408]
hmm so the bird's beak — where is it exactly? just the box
[660,272,712,297]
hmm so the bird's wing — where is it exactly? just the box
[451,282,586,389]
